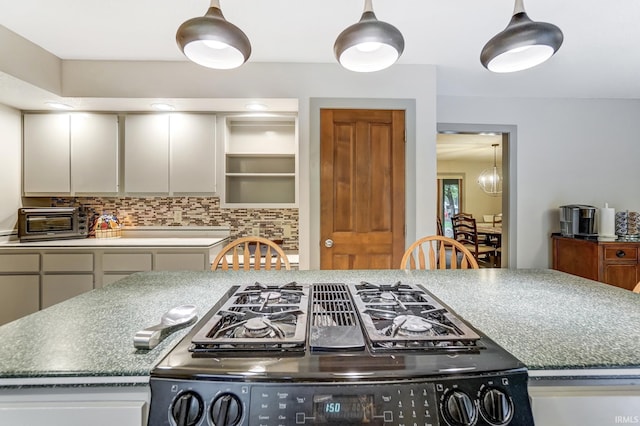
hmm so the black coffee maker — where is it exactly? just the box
[559,205,597,237]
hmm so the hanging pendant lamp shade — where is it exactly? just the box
[480,0,563,73]
[477,144,502,196]
[334,0,404,72]
[176,0,251,70]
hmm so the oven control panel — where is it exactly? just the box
[148,371,533,426]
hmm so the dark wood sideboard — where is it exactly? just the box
[552,235,640,291]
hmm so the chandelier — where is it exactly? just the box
[477,144,502,196]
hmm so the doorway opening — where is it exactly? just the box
[436,123,516,268]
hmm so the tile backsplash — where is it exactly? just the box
[51,197,299,250]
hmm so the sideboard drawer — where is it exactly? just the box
[603,246,638,262]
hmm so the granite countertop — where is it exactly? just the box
[0,269,638,387]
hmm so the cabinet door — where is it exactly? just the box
[71,114,119,193]
[603,264,639,291]
[170,114,216,193]
[124,114,169,193]
[0,401,146,426]
[0,276,40,326]
[23,114,70,193]
[42,275,94,308]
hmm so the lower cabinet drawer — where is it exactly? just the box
[155,253,207,271]
[102,253,152,272]
[0,254,40,273]
[42,275,94,308]
[42,253,94,272]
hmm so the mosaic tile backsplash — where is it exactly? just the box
[51,197,299,251]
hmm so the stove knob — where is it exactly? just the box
[444,390,477,426]
[481,388,513,425]
[171,391,204,426]
[210,393,242,426]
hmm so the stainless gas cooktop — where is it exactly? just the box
[149,281,534,426]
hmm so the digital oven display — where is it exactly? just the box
[313,394,376,424]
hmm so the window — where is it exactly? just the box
[437,177,463,238]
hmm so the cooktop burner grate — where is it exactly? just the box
[189,282,308,353]
[350,282,481,352]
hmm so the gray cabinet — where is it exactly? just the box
[124,113,216,194]
[23,113,119,195]
[124,114,170,193]
[41,253,94,308]
[0,253,40,325]
[70,114,119,193]
[0,241,224,323]
[23,114,71,193]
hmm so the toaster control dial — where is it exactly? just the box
[210,392,242,426]
[171,391,204,426]
[443,390,477,426]
[480,388,513,425]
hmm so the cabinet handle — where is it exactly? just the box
[616,250,626,258]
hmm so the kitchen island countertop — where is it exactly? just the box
[0,269,638,387]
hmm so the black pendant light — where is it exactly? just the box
[334,0,405,72]
[480,0,563,73]
[176,0,251,70]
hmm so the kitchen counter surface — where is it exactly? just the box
[0,269,638,387]
[0,237,227,249]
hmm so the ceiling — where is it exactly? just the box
[1,0,640,103]
[437,133,502,163]
[0,1,635,161]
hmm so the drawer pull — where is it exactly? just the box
[616,250,626,258]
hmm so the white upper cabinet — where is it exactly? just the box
[170,114,216,193]
[124,113,216,194]
[124,114,170,193]
[221,114,298,207]
[71,114,119,193]
[23,114,71,194]
[23,113,119,195]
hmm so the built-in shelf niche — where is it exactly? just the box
[223,115,298,207]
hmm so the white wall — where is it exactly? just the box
[438,96,640,268]
[0,103,22,235]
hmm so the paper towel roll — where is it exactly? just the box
[599,203,616,237]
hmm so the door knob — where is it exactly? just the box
[324,239,334,248]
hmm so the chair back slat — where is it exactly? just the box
[211,237,291,271]
[400,235,479,270]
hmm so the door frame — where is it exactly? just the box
[310,98,417,270]
[437,123,518,268]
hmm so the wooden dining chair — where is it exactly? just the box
[400,235,479,270]
[211,236,291,271]
[451,215,497,267]
[633,281,640,294]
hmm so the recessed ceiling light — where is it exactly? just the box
[45,101,73,110]
[151,103,175,111]
[245,102,268,111]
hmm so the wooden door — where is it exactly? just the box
[320,109,405,269]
